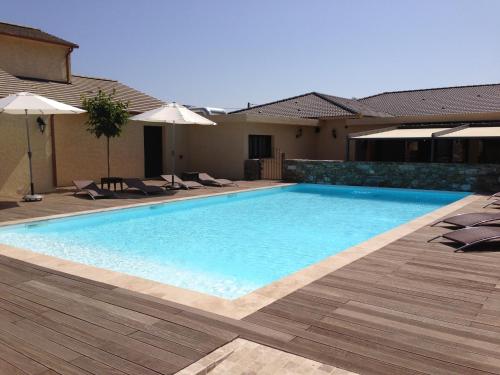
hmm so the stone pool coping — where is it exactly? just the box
[0,184,479,319]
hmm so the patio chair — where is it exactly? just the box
[123,178,165,195]
[73,180,115,200]
[161,175,204,189]
[198,173,238,187]
[430,212,500,228]
[428,226,500,251]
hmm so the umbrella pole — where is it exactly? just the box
[25,110,35,196]
[171,121,175,187]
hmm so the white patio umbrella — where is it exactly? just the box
[0,92,85,201]
[130,102,216,186]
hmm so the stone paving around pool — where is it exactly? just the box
[176,338,357,375]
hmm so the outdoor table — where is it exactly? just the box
[101,177,123,191]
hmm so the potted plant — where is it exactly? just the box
[82,90,129,178]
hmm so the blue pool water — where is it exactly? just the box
[0,184,467,299]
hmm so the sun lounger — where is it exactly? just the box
[73,180,115,200]
[483,200,500,208]
[123,178,164,195]
[488,192,500,200]
[161,175,204,189]
[430,212,500,228]
[428,226,500,251]
[198,173,237,187]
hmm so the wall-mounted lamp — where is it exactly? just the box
[36,117,46,134]
[295,128,303,138]
[331,129,337,139]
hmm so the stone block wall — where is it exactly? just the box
[244,159,261,180]
[284,159,500,192]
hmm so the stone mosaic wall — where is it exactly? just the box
[284,159,500,192]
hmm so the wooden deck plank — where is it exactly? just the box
[336,300,500,345]
[13,282,141,336]
[316,316,500,374]
[0,340,49,375]
[321,309,500,361]
[70,356,127,375]
[27,313,181,375]
[14,319,161,375]
[255,307,500,374]
[92,291,238,342]
[0,356,28,375]
[322,274,485,311]
[0,319,81,362]
[301,283,478,326]
[127,331,203,361]
[38,310,192,372]
[286,337,425,375]
[0,333,90,375]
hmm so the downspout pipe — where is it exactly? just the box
[65,47,73,83]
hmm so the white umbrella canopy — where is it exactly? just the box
[0,92,86,115]
[130,102,216,186]
[0,92,86,201]
[130,102,216,125]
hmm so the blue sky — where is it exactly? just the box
[2,0,500,110]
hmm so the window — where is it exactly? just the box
[248,135,272,159]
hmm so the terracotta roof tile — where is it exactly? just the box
[232,84,500,119]
[0,68,164,113]
[360,84,500,116]
[316,93,392,118]
[231,93,358,118]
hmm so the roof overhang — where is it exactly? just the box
[214,113,319,126]
[350,127,449,140]
[345,111,500,126]
[0,31,79,48]
[349,124,500,140]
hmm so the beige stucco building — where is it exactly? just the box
[2,21,500,198]
[0,22,165,197]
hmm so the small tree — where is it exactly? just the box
[82,90,129,178]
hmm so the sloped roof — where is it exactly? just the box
[230,92,389,119]
[232,84,500,120]
[316,93,392,118]
[0,68,164,113]
[0,22,78,48]
[360,83,500,116]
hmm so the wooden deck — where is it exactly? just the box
[0,185,500,374]
[0,253,298,374]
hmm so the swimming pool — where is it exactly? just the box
[0,184,468,299]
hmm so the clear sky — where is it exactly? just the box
[2,0,500,110]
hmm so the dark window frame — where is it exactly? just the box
[248,134,273,159]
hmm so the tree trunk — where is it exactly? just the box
[106,137,110,178]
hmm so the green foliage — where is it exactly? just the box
[82,90,130,139]
[82,90,130,177]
